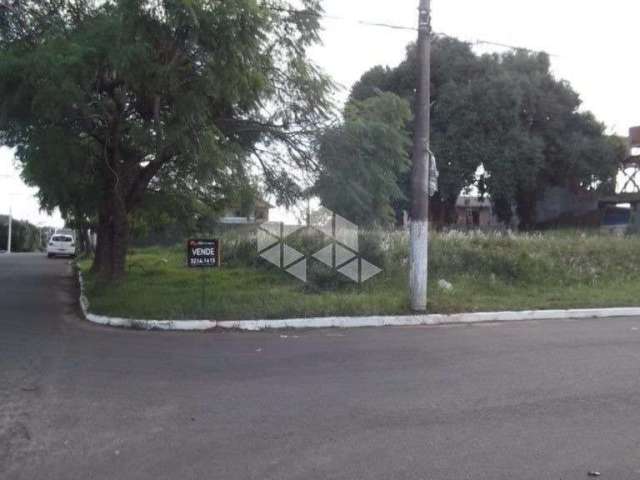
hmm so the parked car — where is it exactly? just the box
[47,234,76,258]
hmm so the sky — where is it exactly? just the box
[1,0,639,227]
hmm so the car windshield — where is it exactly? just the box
[52,236,73,242]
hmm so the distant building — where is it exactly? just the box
[597,193,640,235]
[455,196,499,227]
[218,199,272,225]
[535,186,600,226]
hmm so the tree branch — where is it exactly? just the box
[125,147,176,210]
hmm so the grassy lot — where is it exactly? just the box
[79,230,640,320]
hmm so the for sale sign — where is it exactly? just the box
[187,239,220,268]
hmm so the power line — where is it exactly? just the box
[322,14,417,32]
[461,36,558,57]
[3,2,555,57]
[330,16,556,56]
[271,5,555,56]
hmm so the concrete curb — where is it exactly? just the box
[77,271,640,332]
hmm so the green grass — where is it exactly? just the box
[79,230,640,320]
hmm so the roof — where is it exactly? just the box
[621,155,640,166]
[456,196,492,209]
[598,193,640,205]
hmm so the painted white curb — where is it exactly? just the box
[77,271,217,331]
[77,271,640,332]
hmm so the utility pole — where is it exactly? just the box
[409,0,431,311]
[1,173,12,254]
[7,205,12,254]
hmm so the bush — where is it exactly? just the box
[128,227,640,292]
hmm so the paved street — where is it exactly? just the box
[3,254,640,479]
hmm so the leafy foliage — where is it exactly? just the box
[313,93,412,226]
[0,216,44,252]
[0,0,332,278]
[350,38,624,226]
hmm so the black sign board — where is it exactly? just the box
[187,239,220,268]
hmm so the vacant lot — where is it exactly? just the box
[80,230,640,320]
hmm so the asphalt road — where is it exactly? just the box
[3,254,640,479]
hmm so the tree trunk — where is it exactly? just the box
[516,190,537,231]
[83,228,94,255]
[429,196,458,227]
[90,188,129,281]
[493,197,513,226]
[90,210,110,275]
[89,102,136,281]
[87,85,166,281]
[77,223,93,255]
[429,195,445,227]
[443,198,458,225]
[111,197,129,280]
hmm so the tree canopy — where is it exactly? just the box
[313,92,412,227]
[0,216,43,253]
[349,37,625,227]
[0,0,331,279]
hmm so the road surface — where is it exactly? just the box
[3,253,640,479]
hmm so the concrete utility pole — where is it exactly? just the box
[409,0,432,311]
[7,206,12,254]
[1,173,13,254]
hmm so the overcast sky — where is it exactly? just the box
[2,0,638,227]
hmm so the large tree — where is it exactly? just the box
[350,37,623,227]
[351,38,485,224]
[313,92,412,227]
[478,51,624,227]
[0,0,331,279]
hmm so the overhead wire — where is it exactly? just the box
[269,5,556,56]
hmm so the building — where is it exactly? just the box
[455,196,499,227]
[597,193,640,235]
[218,199,272,225]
